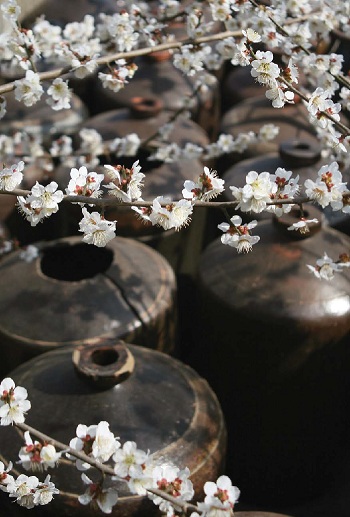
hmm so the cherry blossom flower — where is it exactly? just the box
[1,0,20,24]
[0,160,24,191]
[66,166,104,202]
[182,167,225,201]
[47,78,72,111]
[18,431,61,472]
[109,133,141,157]
[218,216,260,254]
[79,208,117,248]
[69,423,98,471]
[306,87,330,117]
[7,473,58,508]
[242,28,261,43]
[6,474,39,508]
[17,181,64,226]
[307,253,344,280]
[32,475,59,506]
[266,167,300,216]
[199,475,240,516]
[14,70,44,107]
[287,218,319,234]
[149,465,194,517]
[78,473,118,514]
[92,421,120,463]
[113,441,149,479]
[104,161,145,202]
[0,461,14,491]
[251,50,280,86]
[304,162,347,209]
[230,171,276,213]
[0,378,31,425]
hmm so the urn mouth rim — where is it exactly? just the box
[73,340,135,390]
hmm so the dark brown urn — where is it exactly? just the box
[0,236,176,378]
[193,209,350,505]
[0,340,227,516]
[222,139,350,232]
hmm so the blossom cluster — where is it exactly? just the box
[0,154,349,280]
[0,377,240,515]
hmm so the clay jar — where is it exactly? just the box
[193,207,350,505]
[222,139,350,232]
[218,96,320,171]
[0,340,227,516]
[0,235,176,378]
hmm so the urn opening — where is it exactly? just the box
[40,242,113,281]
[91,348,119,366]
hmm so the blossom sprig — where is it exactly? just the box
[218,215,260,254]
[132,196,193,231]
[104,160,145,202]
[18,431,62,472]
[79,208,117,248]
[182,167,225,201]
[304,161,348,211]
[0,387,239,516]
[17,181,64,227]
[6,473,59,508]
[66,166,105,203]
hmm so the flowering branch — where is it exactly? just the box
[0,29,241,97]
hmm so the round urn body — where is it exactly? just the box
[0,236,176,378]
[195,217,350,505]
[0,341,227,516]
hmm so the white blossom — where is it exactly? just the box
[250,50,280,86]
[66,166,104,202]
[92,421,120,463]
[304,162,347,209]
[47,78,72,111]
[79,473,118,514]
[79,208,117,248]
[230,171,276,213]
[182,167,224,201]
[149,465,194,517]
[32,475,59,506]
[17,181,64,227]
[0,160,24,191]
[307,253,343,280]
[199,475,240,516]
[0,461,14,491]
[113,441,149,479]
[6,474,39,508]
[104,161,144,202]
[218,216,260,253]
[0,378,31,425]
[14,70,44,107]
[18,431,61,471]
[288,218,319,234]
